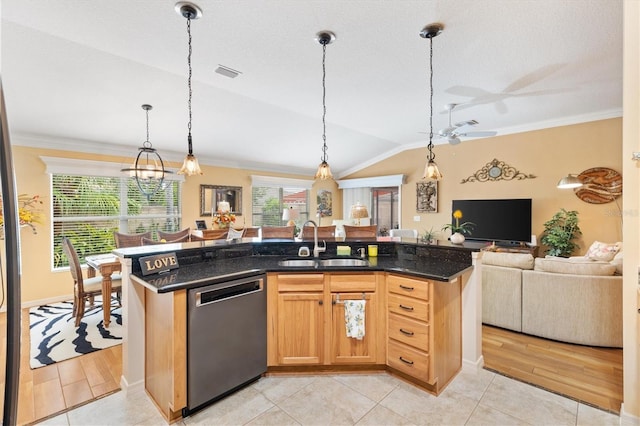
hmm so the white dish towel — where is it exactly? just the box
[344,300,366,340]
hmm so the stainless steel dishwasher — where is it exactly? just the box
[184,274,267,416]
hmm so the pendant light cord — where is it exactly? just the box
[321,42,328,163]
[144,107,150,147]
[187,15,194,154]
[427,36,435,163]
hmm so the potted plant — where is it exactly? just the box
[442,209,475,244]
[541,208,581,257]
[421,227,439,244]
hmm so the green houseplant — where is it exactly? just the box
[421,227,439,244]
[541,208,582,257]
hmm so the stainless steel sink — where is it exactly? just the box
[278,259,318,267]
[319,258,369,267]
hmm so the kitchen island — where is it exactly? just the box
[115,238,482,423]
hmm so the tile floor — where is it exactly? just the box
[36,369,628,426]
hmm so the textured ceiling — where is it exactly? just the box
[1,0,623,178]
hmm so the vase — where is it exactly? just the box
[450,232,465,244]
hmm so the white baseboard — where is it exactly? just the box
[620,403,640,425]
[120,375,145,393]
[0,294,73,313]
[462,355,485,373]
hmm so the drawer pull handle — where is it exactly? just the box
[399,304,414,311]
[399,285,414,291]
[399,328,414,336]
[399,356,414,365]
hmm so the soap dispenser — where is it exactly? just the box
[357,247,366,258]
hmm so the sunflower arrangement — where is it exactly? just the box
[0,194,44,234]
[212,209,236,229]
[442,209,475,235]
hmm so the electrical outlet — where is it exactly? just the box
[413,215,421,222]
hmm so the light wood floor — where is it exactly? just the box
[482,324,623,413]
[0,309,122,425]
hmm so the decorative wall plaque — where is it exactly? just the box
[461,158,536,183]
[416,181,437,212]
[574,167,622,204]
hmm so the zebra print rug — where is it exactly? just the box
[29,297,122,369]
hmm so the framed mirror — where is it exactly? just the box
[200,185,242,216]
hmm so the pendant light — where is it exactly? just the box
[314,31,336,180]
[121,104,171,198]
[420,23,444,180]
[176,2,203,176]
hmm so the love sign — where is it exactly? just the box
[139,252,179,276]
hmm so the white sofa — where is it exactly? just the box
[482,251,622,348]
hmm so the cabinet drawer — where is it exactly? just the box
[329,273,376,293]
[277,273,324,292]
[388,312,429,352]
[387,275,429,301]
[388,293,429,322]
[387,339,430,383]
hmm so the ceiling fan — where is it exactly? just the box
[438,103,497,145]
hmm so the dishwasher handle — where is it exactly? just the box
[196,278,263,307]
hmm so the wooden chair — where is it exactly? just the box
[261,226,295,240]
[241,227,261,238]
[62,237,122,327]
[158,228,191,242]
[343,225,378,240]
[114,231,152,248]
[195,229,228,240]
[142,234,190,245]
[301,225,336,241]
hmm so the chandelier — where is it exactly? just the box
[176,2,203,176]
[121,104,171,197]
[314,31,336,180]
[420,23,444,180]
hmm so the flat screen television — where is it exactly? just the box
[451,198,532,244]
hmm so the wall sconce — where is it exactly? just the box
[350,202,369,225]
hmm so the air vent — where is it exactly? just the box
[214,65,241,79]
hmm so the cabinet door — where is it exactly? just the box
[277,292,324,365]
[330,292,378,364]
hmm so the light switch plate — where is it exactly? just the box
[413,216,421,222]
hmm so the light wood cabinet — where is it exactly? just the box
[386,273,461,395]
[267,272,384,367]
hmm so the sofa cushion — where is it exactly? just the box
[534,256,616,276]
[482,251,534,270]
[611,251,623,275]
[585,241,621,262]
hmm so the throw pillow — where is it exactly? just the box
[586,241,621,262]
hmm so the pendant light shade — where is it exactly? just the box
[420,23,444,181]
[121,104,171,198]
[313,31,335,180]
[176,2,203,176]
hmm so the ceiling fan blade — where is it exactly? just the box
[453,119,478,128]
[459,131,498,138]
[438,126,456,136]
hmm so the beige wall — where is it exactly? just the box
[345,118,623,251]
[11,146,340,304]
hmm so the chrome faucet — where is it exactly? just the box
[302,220,326,257]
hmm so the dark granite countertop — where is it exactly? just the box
[120,239,476,293]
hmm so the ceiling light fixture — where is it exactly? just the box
[121,104,171,198]
[557,174,584,189]
[314,31,336,180]
[420,23,444,181]
[176,1,203,176]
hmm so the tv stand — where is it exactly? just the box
[482,241,539,257]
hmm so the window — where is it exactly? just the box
[45,157,183,269]
[250,175,312,227]
[371,186,399,236]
